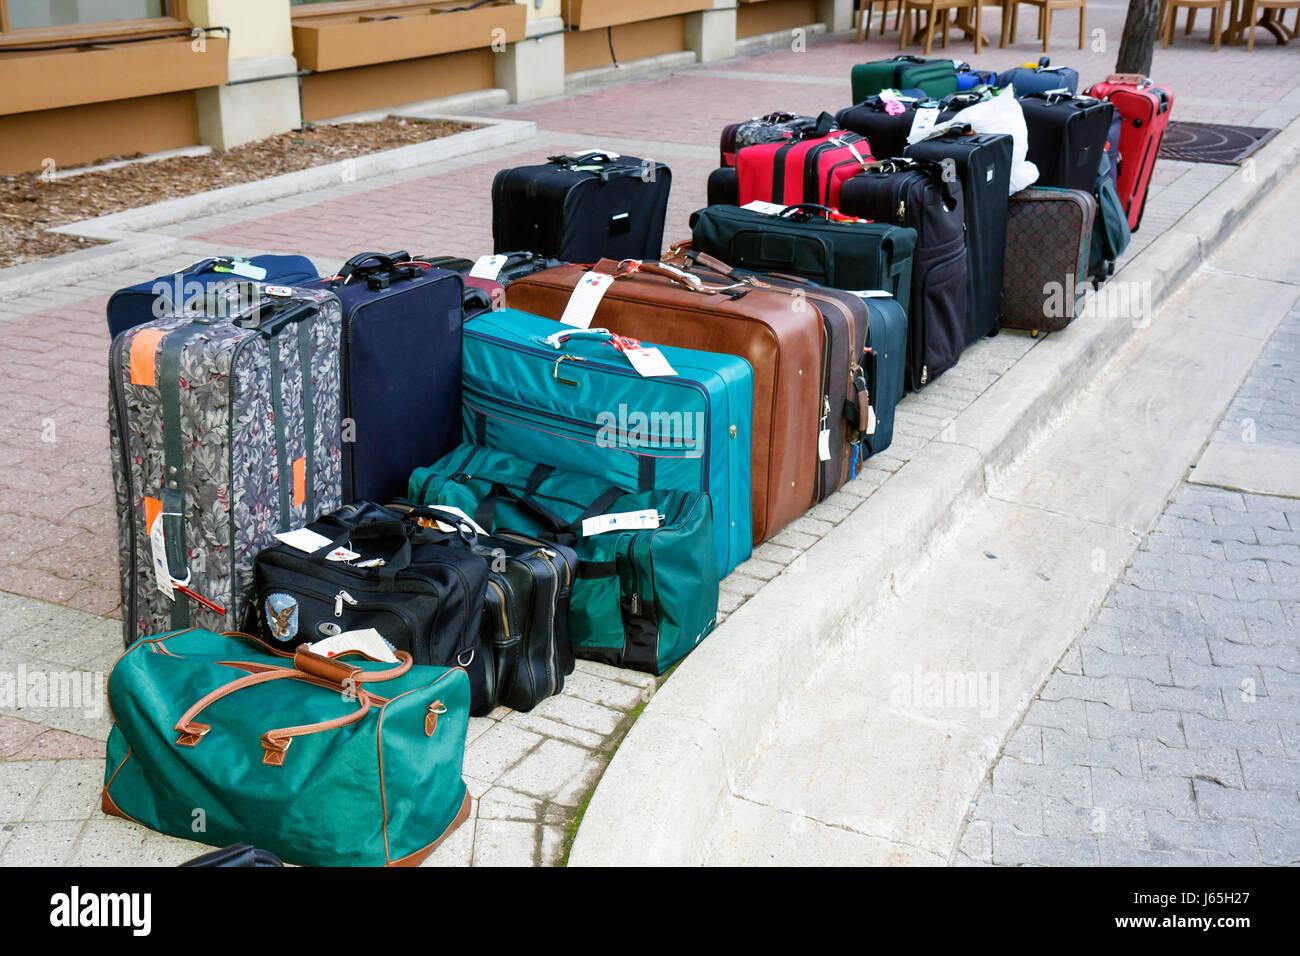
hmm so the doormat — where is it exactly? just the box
[1158,121,1280,165]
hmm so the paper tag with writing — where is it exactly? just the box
[325,546,361,562]
[866,405,878,437]
[622,345,677,377]
[907,106,941,144]
[575,148,621,160]
[149,513,174,600]
[818,428,832,462]
[581,509,661,537]
[311,628,399,664]
[741,200,787,216]
[847,289,894,298]
[469,254,508,280]
[560,271,614,328]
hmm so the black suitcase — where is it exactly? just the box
[838,158,968,390]
[492,152,672,262]
[707,166,740,206]
[306,252,463,506]
[387,501,578,714]
[836,97,957,161]
[688,202,916,313]
[905,128,1013,345]
[1018,92,1116,192]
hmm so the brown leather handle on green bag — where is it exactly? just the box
[172,650,412,766]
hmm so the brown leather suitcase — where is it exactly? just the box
[506,259,825,543]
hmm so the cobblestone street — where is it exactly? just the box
[960,304,1300,866]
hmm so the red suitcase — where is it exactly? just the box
[1086,74,1173,232]
[737,131,873,209]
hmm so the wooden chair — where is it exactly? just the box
[858,0,904,38]
[899,0,984,53]
[1161,0,1230,49]
[1006,0,1086,52]
[1246,0,1300,47]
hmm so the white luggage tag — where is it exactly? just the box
[427,504,488,536]
[817,398,832,462]
[741,200,788,216]
[907,105,942,145]
[211,258,268,281]
[847,289,894,298]
[275,526,359,562]
[581,509,662,537]
[310,628,399,664]
[469,254,509,281]
[149,513,176,600]
[559,271,614,328]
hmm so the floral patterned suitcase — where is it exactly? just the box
[109,284,344,645]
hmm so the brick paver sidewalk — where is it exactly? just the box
[1,8,1299,865]
[959,303,1300,866]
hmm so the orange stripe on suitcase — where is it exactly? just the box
[128,329,167,387]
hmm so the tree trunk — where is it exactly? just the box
[1115,0,1163,75]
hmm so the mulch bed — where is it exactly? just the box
[0,117,472,269]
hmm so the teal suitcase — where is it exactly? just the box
[851,56,959,104]
[455,308,754,578]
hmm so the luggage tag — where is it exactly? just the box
[427,504,488,536]
[310,627,399,664]
[149,514,226,613]
[274,527,360,562]
[614,337,676,378]
[559,271,614,328]
[741,200,788,216]
[906,104,942,145]
[581,509,662,537]
[847,289,893,298]
[211,257,268,281]
[818,397,832,462]
[149,513,176,601]
[469,254,509,281]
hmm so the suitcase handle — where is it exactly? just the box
[385,500,482,549]
[610,259,748,296]
[306,519,414,586]
[234,298,320,336]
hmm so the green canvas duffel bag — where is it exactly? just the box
[102,628,471,867]
[410,443,719,676]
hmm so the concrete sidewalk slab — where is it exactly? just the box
[1191,444,1300,500]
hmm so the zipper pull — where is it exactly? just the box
[334,589,357,617]
[630,593,641,616]
[897,199,906,223]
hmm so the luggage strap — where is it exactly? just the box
[158,321,218,630]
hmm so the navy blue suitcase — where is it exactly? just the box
[106,255,318,339]
[307,252,464,505]
[858,292,907,456]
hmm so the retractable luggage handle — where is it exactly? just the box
[171,648,414,766]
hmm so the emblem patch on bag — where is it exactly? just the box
[265,593,299,641]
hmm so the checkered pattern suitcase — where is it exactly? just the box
[1001,187,1096,333]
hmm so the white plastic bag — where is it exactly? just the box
[951,89,1039,194]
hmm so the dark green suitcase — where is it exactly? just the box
[851,56,959,104]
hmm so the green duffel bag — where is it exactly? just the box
[409,443,719,676]
[102,628,471,867]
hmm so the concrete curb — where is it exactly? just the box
[0,116,536,303]
[568,118,1300,866]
